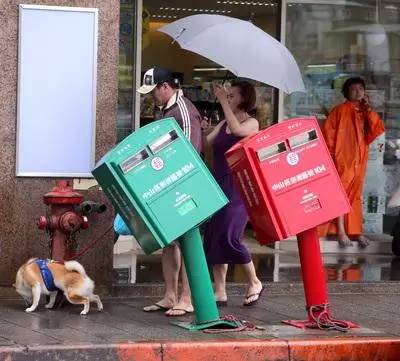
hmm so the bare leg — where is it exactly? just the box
[242,261,263,305]
[178,260,193,307]
[143,243,179,311]
[165,251,194,316]
[213,264,228,302]
[337,215,352,247]
[26,283,41,312]
[45,291,58,309]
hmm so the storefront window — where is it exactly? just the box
[284,0,400,235]
[140,0,279,129]
[113,1,400,286]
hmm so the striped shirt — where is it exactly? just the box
[156,90,202,153]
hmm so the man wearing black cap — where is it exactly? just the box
[138,67,202,316]
[138,67,202,152]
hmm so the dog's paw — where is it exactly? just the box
[45,304,54,309]
[80,310,88,315]
[25,307,35,312]
[97,304,103,312]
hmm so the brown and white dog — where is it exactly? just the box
[14,258,103,315]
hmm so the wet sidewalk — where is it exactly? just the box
[1,290,400,360]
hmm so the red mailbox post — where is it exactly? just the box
[226,117,357,330]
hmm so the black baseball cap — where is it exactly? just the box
[137,67,176,94]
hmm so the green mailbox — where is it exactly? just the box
[93,117,239,331]
[92,117,228,254]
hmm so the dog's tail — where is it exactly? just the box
[64,261,87,278]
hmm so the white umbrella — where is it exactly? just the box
[159,14,305,94]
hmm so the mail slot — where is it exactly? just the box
[225,117,350,245]
[93,117,228,254]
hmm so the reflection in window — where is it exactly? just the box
[284,0,400,235]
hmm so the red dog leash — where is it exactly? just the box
[64,225,113,261]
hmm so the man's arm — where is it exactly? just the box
[175,96,191,140]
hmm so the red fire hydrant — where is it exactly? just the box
[37,180,101,261]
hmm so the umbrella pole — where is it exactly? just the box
[211,70,230,123]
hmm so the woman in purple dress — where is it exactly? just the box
[202,80,264,306]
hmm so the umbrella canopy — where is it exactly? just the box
[159,14,305,94]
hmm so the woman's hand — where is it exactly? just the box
[359,94,372,112]
[361,94,370,105]
[212,83,228,104]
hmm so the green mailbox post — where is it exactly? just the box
[93,118,236,330]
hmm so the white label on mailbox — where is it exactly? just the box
[142,162,195,200]
[151,157,164,171]
[271,164,327,192]
[286,152,299,166]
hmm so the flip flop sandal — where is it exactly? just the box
[165,308,194,317]
[243,286,265,307]
[143,302,170,312]
[216,300,228,307]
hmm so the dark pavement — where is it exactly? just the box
[1,288,400,360]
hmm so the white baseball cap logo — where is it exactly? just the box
[144,74,153,85]
[286,152,299,166]
[151,157,164,170]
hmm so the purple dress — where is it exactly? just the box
[204,123,251,265]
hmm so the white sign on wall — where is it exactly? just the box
[16,5,98,177]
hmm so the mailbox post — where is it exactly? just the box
[93,118,237,330]
[226,117,357,330]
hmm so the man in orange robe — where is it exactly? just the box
[319,77,385,247]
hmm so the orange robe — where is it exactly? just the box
[319,101,384,236]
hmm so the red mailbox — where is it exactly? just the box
[226,116,350,243]
[226,117,357,331]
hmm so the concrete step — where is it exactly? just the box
[111,281,400,298]
[275,235,393,254]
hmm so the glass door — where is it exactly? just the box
[281,0,400,237]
